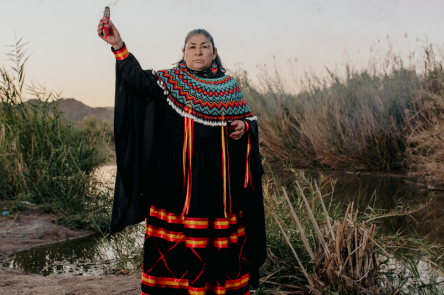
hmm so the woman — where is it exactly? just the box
[98,19,266,294]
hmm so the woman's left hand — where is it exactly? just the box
[230,120,246,140]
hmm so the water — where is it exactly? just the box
[2,165,145,277]
[2,227,144,276]
[3,234,108,276]
[3,166,443,280]
[280,169,444,243]
[325,172,443,243]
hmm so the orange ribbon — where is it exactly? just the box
[182,113,194,216]
[244,122,254,191]
[221,122,232,218]
[182,114,247,218]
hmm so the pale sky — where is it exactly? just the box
[1,0,443,107]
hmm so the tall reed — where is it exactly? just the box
[237,42,444,181]
[259,165,444,294]
[0,38,112,229]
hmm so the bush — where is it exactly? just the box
[258,165,444,294]
[0,38,112,229]
[237,42,444,179]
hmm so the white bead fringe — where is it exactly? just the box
[152,69,258,127]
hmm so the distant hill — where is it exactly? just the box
[27,98,114,123]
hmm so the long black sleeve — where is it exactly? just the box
[111,48,164,234]
[243,118,266,288]
[111,44,161,101]
[117,54,160,96]
[247,119,264,177]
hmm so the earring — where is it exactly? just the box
[180,62,187,72]
[212,61,218,74]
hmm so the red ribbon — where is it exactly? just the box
[182,113,194,216]
[244,127,254,191]
[102,15,110,45]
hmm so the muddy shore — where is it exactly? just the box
[0,209,140,295]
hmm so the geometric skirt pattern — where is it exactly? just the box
[141,205,250,295]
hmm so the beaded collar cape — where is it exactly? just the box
[153,63,257,126]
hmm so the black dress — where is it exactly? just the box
[109,46,266,294]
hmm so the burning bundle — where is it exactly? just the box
[102,6,111,43]
[101,1,119,44]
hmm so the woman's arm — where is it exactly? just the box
[98,19,160,96]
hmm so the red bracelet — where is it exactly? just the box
[113,44,129,60]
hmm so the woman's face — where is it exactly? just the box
[182,34,217,71]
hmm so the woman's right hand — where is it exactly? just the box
[97,19,123,50]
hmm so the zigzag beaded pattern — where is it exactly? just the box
[155,67,255,125]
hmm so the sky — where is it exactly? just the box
[1,0,443,107]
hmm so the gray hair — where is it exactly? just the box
[176,29,226,73]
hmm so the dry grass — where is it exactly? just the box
[258,166,444,294]
[235,42,444,185]
[273,189,388,294]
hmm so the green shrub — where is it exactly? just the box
[0,38,112,229]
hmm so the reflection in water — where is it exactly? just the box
[382,257,444,287]
[3,224,145,276]
[321,172,443,243]
[3,235,109,276]
[280,170,443,243]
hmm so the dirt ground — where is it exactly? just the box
[0,209,140,295]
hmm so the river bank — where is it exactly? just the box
[3,167,444,293]
[0,206,140,295]
[0,268,140,295]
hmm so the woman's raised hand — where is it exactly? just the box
[97,19,124,50]
[230,120,246,140]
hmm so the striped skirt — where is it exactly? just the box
[141,136,251,295]
[141,206,250,295]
